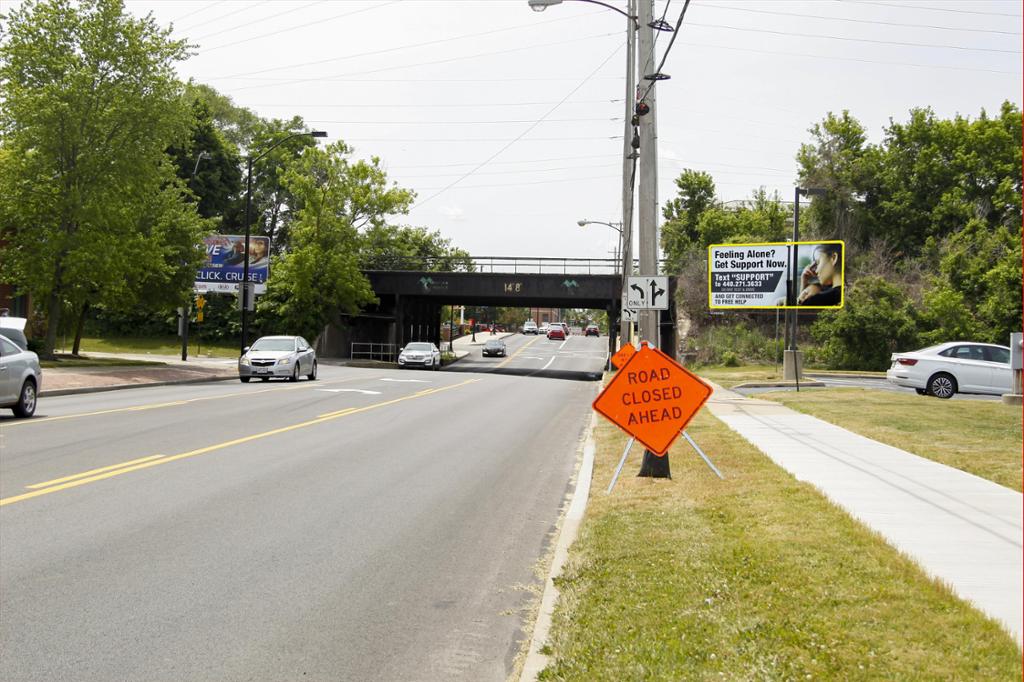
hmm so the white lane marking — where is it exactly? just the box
[558,338,569,350]
[318,389,382,395]
[520,356,544,360]
[534,357,556,373]
[380,378,430,383]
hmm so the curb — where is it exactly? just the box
[805,373,887,381]
[40,374,237,397]
[732,381,827,389]
[520,412,597,681]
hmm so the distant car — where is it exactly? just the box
[538,323,550,336]
[239,335,317,383]
[886,342,1011,399]
[559,322,570,336]
[522,320,538,335]
[547,325,566,341]
[482,339,507,357]
[398,341,441,370]
[584,324,600,337]
[0,332,41,418]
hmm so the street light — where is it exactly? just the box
[783,185,828,380]
[528,0,636,21]
[240,130,328,355]
[578,219,623,275]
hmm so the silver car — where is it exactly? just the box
[239,335,317,383]
[0,332,42,418]
[398,342,441,370]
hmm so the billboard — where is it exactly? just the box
[194,235,270,294]
[708,240,844,309]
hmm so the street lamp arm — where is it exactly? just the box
[529,0,637,26]
[249,130,327,165]
[579,219,623,234]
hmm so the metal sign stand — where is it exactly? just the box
[606,437,636,493]
[681,431,724,480]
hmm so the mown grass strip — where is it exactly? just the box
[760,388,1022,492]
[539,411,1020,680]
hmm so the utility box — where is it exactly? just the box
[237,282,255,311]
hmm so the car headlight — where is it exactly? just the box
[277,357,291,365]
[239,357,251,366]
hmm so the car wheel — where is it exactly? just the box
[240,376,251,383]
[914,388,926,395]
[927,372,957,399]
[308,361,317,381]
[290,365,299,382]
[12,379,37,418]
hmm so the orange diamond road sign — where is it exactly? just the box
[593,343,713,456]
[611,343,637,370]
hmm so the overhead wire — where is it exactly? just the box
[169,0,225,25]
[200,1,402,53]
[190,1,325,42]
[838,0,1023,18]
[247,99,623,109]
[410,43,625,212]
[640,0,691,102]
[698,2,1021,36]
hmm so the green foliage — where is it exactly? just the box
[167,97,243,221]
[811,277,920,371]
[661,169,716,274]
[0,0,199,356]
[257,141,415,342]
[361,224,473,271]
[720,350,739,367]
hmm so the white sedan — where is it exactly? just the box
[886,342,1011,399]
[398,342,441,370]
[239,335,317,383]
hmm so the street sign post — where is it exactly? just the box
[625,276,669,310]
[592,343,712,456]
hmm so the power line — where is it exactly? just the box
[839,0,1023,18]
[687,21,1020,54]
[168,0,224,25]
[214,76,624,83]
[387,153,616,169]
[247,99,622,109]
[678,37,1021,75]
[641,0,692,101]
[213,8,611,79]
[175,1,263,34]
[344,135,621,143]
[306,118,620,125]
[411,44,625,211]
[199,1,402,53]
[698,2,1021,36]
[190,1,325,42]
[225,31,619,92]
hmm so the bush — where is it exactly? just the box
[811,276,919,370]
[720,350,739,367]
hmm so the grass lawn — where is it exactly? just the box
[759,388,1023,492]
[539,411,1021,680]
[696,364,886,388]
[39,356,166,369]
[73,336,239,358]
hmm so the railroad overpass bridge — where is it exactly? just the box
[318,257,677,360]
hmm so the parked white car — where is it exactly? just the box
[0,331,41,418]
[398,342,441,370]
[886,342,1011,399]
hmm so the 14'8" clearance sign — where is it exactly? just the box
[593,344,712,456]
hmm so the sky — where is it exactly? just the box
[50,0,1024,260]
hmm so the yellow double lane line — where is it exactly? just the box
[2,375,380,428]
[0,377,481,508]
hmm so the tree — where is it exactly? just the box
[361,224,473,271]
[167,97,243,221]
[258,141,415,342]
[660,169,716,275]
[0,0,197,357]
[796,110,870,245]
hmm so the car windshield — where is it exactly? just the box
[485,340,502,347]
[406,343,432,351]
[250,338,295,352]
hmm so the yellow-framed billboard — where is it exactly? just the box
[708,240,845,310]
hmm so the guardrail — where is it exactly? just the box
[350,342,396,362]
[361,255,656,276]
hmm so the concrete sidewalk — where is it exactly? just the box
[704,383,1023,644]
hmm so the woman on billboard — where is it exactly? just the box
[797,243,843,306]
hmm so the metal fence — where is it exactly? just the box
[361,255,647,276]
[350,342,396,362]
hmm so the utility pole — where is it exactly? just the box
[619,0,637,350]
[637,0,659,350]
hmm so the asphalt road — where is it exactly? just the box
[0,334,609,681]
